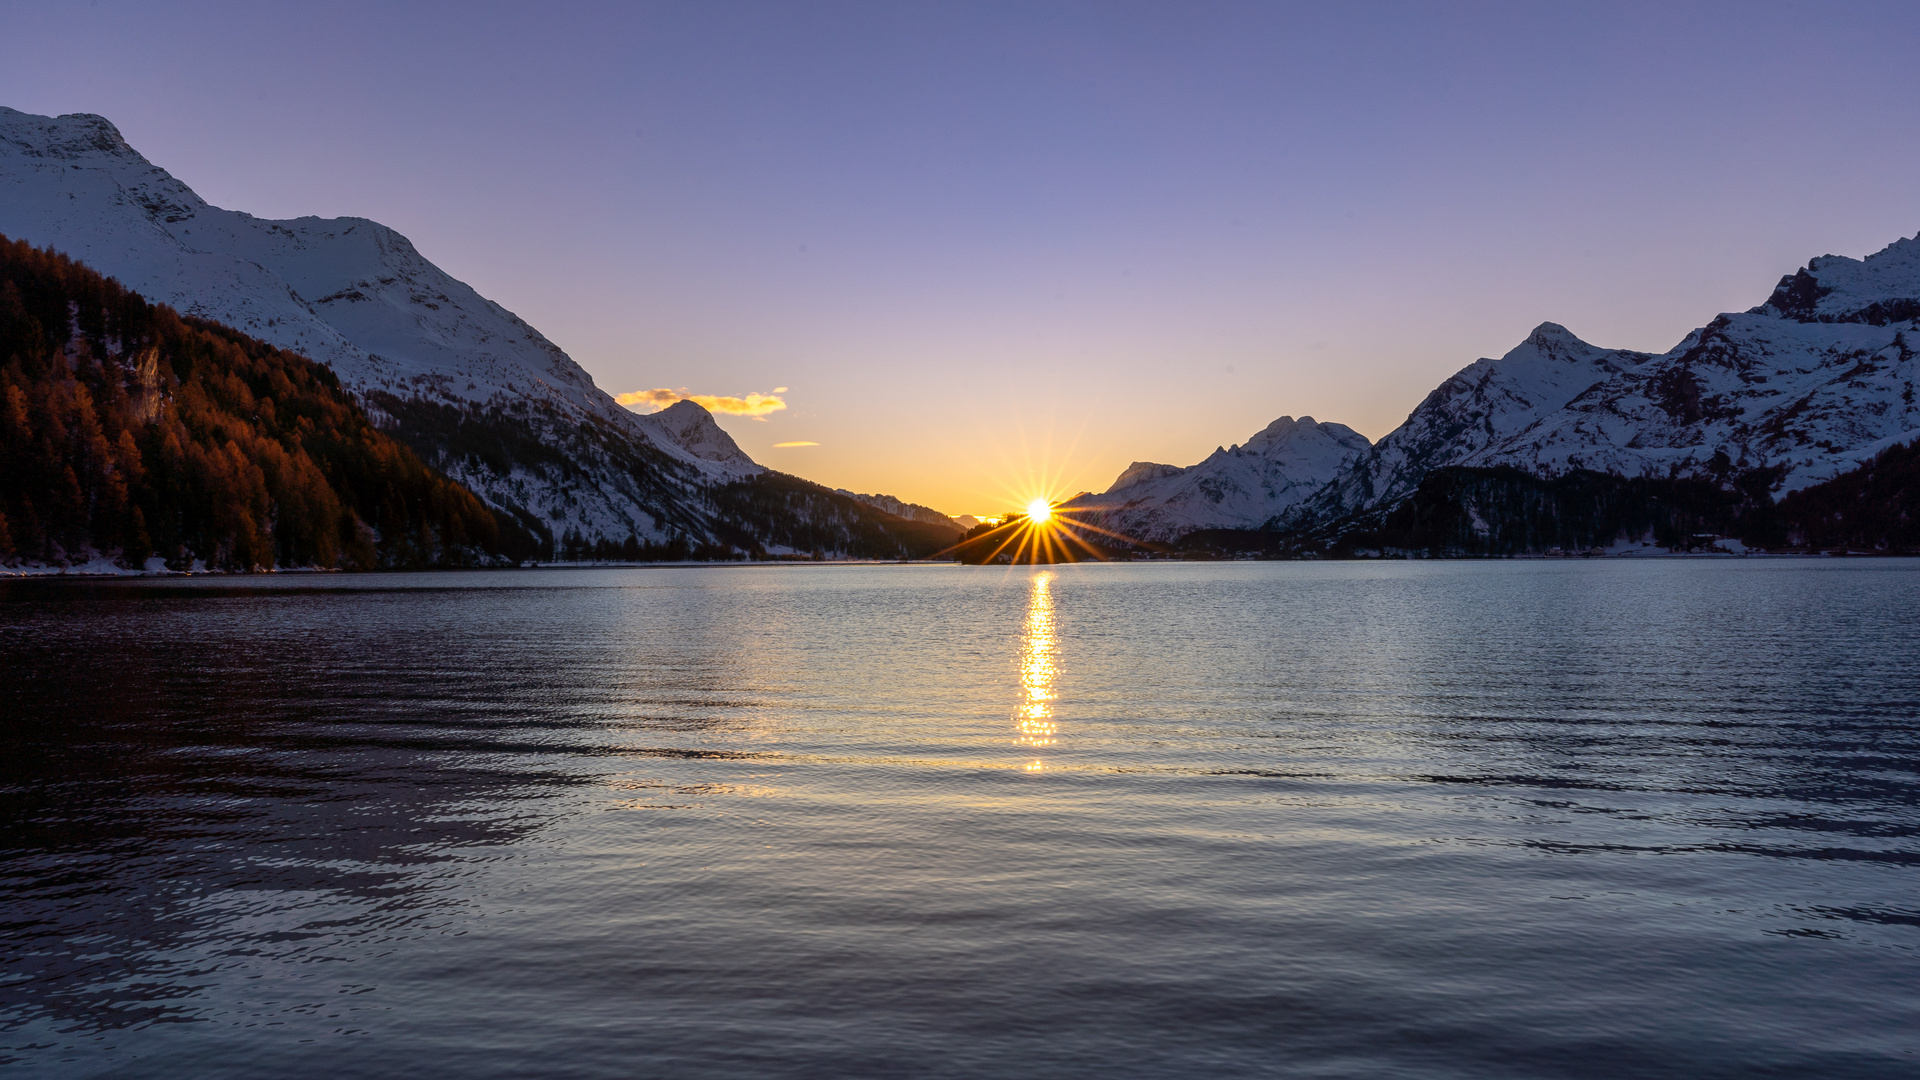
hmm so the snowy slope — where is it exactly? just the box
[1467,315,1918,489]
[1756,235,1920,325]
[0,107,759,548]
[1298,235,1920,524]
[1060,416,1372,543]
[1297,323,1653,518]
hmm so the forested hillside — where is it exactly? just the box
[1175,450,1918,558]
[0,236,514,570]
[709,473,961,560]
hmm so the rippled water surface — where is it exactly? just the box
[3,561,1918,1078]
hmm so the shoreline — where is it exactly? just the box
[3,550,1908,580]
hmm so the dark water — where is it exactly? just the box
[2,561,1917,1078]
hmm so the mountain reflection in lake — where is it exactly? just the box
[2,561,1917,1079]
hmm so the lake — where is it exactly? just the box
[2,560,1917,1078]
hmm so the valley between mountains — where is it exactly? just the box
[1,105,1915,569]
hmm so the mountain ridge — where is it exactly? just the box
[0,106,742,553]
[0,106,950,559]
[1290,235,1920,531]
[1058,234,1919,553]
[1059,415,1371,542]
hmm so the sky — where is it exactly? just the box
[4,1,1919,516]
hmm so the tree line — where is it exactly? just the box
[0,235,506,570]
[1175,453,1919,558]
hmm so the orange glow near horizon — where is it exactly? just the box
[937,418,1147,563]
[948,492,1142,565]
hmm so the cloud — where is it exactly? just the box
[616,387,788,419]
[772,441,819,448]
[615,388,683,410]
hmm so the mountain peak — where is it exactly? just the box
[631,399,757,473]
[1754,231,1920,324]
[659,398,712,420]
[0,103,776,553]
[1105,461,1185,493]
[1495,322,1606,372]
[1525,322,1585,347]
[0,108,139,162]
[1072,409,1372,540]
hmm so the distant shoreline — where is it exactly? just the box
[7,550,1911,581]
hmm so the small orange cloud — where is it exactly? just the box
[616,387,788,419]
[772,441,819,448]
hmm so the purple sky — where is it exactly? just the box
[6,1,1919,514]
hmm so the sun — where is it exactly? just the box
[1026,498,1053,524]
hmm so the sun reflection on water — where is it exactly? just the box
[1017,572,1058,763]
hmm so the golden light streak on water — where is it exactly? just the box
[1016,572,1058,759]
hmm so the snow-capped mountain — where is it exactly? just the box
[0,107,761,549]
[1060,415,1372,542]
[1294,235,1920,526]
[1075,232,1920,546]
[1293,323,1654,518]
